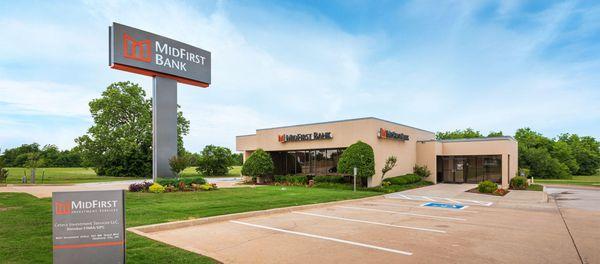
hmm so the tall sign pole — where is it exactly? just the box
[109,22,211,181]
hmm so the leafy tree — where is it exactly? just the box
[515,128,553,150]
[519,146,570,179]
[196,145,234,176]
[337,141,375,179]
[436,128,483,140]
[381,156,397,179]
[0,143,40,167]
[169,155,189,177]
[75,81,189,177]
[241,149,274,177]
[550,141,579,174]
[558,134,600,175]
[232,153,244,166]
[487,131,504,137]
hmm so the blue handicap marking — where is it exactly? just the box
[422,202,467,210]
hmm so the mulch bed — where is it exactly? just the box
[466,187,510,196]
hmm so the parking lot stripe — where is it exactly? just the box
[336,206,467,221]
[229,220,413,256]
[293,211,446,233]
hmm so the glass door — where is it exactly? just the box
[454,157,465,183]
[443,157,454,183]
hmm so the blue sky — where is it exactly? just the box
[0,0,599,152]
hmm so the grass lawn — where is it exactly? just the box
[180,165,241,178]
[5,167,139,184]
[535,175,600,187]
[4,166,242,185]
[0,186,378,263]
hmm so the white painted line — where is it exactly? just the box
[386,194,494,207]
[293,211,446,234]
[229,220,413,256]
[366,202,479,213]
[420,196,436,201]
[336,206,467,221]
[443,198,461,204]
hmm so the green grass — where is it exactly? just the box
[5,167,139,184]
[0,186,378,263]
[527,184,544,191]
[312,181,433,193]
[3,166,242,185]
[180,165,241,178]
[534,175,600,187]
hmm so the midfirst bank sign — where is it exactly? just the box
[109,22,211,87]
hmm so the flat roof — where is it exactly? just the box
[418,136,516,143]
[254,117,435,134]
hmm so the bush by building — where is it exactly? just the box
[337,141,375,179]
[384,174,422,185]
[478,180,498,193]
[509,176,528,190]
[241,149,274,177]
[149,183,165,193]
[314,175,346,184]
[413,164,431,178]
[274,175,308,185]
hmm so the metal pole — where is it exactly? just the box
[353,167,357,192]
[152,76,178,181]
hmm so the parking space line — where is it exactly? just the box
[293,211,446,233]
[365,202,479,213]
[336,206,467,221]
[229,220,413,256]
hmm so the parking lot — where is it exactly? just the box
[131,184,593,264]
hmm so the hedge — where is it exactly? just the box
[314,175,346,183]
[337,141,375,178]
[384,174,422,185]
[274,175,308,185]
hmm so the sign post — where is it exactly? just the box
[52,190,126,264]
[353,167,357,192]
[109,22,211,181]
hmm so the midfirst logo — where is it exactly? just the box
[122,34,206,72]
[377,128,409,141]
[278,132,333,143]
[55,200,119,215]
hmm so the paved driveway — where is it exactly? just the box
[547,186,600,264]
[131,184,582,264]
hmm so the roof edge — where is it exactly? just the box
[255,117,435,134]
[417,136,516,143]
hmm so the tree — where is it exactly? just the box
[558,134,600,175]
[551,141,579,174]
[75,81,190,177]
[337,141,375,180]
[241,149,274,177]
[232,153,244,166]
[196,145,234,176]
[436,128,483,140]
[381,156,397,179]
[487,131,503,137]
[519,146,570,179]
[24,152,44,183]
[169,155,189,177]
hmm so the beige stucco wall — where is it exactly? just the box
[236,117,518,188]
[236,118,435,187]
[416,139,518,189]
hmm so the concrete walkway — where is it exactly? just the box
[0,177,244,198]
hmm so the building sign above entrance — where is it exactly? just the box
[278,132,333,143]
[378,128,409,141]
[109,22,211,87]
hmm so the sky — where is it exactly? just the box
[0,0,599,153]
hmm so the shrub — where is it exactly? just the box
[169,155,189,177]
[381,156,397,178]
[156,177,206,187]
[478,181,497,193]
[493,188,508,196]
[314,175,346,184]
[241,149,274,177]
[0,168,8,184]
[337,141,375,179]
[128,181,152,192]
[195,145,235,176]
[149,183,165,193]
[385,174,422,185]
[413,164,431,178]
[274,175,307,185]
[510,176,529,190]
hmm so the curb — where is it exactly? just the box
[128,194,384,234]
